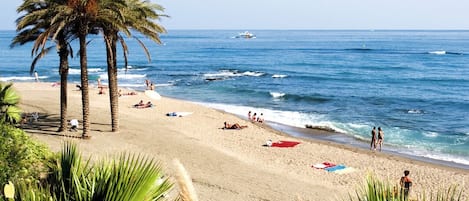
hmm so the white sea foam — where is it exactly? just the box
[423,131,439,138]
[99,73,146,80]
[243,71,265,77]
[272,74,287,78]
[269,92,285,98]
[0,76,48,81]
[203,71,242,78]
[204,70,264,78]
[410,149,469,166]
[88,68,103,73]
[407,109,423,114]
[69,67,104,75]
[154,83,174,87]
[69,68,81,75]
[428,51,446,55]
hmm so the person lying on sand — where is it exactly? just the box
[119,89,137,97]
[134,100,153,109]
[223,122,248,129]
[134,100,145,108]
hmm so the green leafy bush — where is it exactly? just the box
[3,142,173,201]
[0,123,51,189]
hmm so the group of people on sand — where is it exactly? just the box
[247,111,264,123]
[133,100,153,109]
[370,126,384,151]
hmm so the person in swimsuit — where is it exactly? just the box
[400,170,412,200]
[370,127,377,150]
[377,127,384,151]
[224,122,248,129]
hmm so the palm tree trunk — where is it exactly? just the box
[58,45,69,132]
[79,34,90,138]
[105,35,119,132]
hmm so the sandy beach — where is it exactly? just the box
[14,82,468,201]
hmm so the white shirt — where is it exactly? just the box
[70,119,79,126]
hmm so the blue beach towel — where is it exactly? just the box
[325,164,346,172]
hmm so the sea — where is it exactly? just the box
[1,30,468,169]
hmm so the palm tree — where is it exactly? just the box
[0,83,22,124]
[39,0,120,137]
[100,0,167,132]
[12,0,74,132]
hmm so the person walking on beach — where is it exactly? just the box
[377,127,384,151]
[370,127,377,150]
[400,170,412,200]
[145,79,151,89]
[248,111,251,120]
[34,71,40,82]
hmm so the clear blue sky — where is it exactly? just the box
[2,0,469,30]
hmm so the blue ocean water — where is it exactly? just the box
[1,30,468,167]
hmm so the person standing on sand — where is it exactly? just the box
[400,170,412,200]
[370,127,377,150]
[34,71,39,82]
[377,127,384,151]
[248,111,251,120]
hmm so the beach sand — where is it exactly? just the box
[15,82,468,201]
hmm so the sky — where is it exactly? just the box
[2,0,469,30]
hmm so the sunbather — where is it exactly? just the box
[224,122,248,129]
[134,100,153,109]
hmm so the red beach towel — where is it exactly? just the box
[271,140,301,148]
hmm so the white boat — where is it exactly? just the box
[235,31,256,39]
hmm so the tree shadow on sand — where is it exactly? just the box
[20,112,111,138]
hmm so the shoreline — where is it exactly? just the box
[178,98,469,171]
[12,82,468,200]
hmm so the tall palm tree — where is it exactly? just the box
[41,0,120,137]
[12,0,74,132]
[0,83,22,124]
[100,0,167,132]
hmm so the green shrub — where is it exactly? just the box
[0,123,51,190]
[4,142,173,201]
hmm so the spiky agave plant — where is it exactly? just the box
[90,153,173,201]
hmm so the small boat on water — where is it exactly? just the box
[235,31,256,39]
